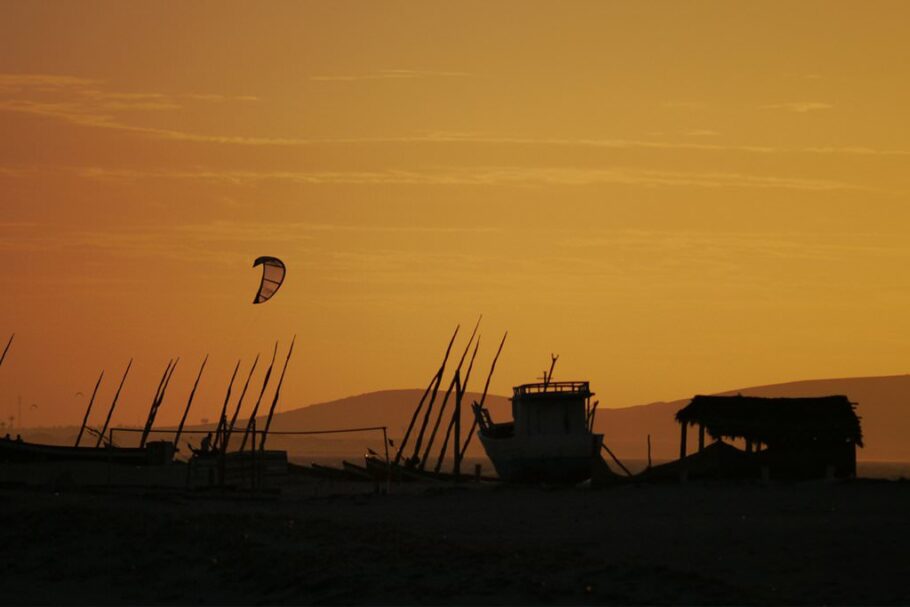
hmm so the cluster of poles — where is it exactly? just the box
[391,317,507,478]
[73,336,296,455]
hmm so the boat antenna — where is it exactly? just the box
[543,353,559,389]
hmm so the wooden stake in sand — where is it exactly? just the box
[393,325,459,466]
[460,331,507,458]
[0,334,14,370]
[435,337,480,473]
[75,370,104,447]
[96,359,132,448]
[223,355,259,451]
[239,342,278,452]
[419,317,481,471]
[259,336,296,451]
[213,359,241,450]
[140,358,178,448]
[173,355,208,451]
[408,326,461,465]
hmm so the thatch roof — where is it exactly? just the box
[675,395,863,447]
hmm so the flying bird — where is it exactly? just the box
[252,256,286,304]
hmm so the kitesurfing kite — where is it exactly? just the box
[252,256,286,304]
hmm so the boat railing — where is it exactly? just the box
[513,381,590,396]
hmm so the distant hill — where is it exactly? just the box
[262,389,512,459]
[21,375,910,463]
[267,375,910,462]
[595,375,910,462]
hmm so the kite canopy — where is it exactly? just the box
[252,256,286,304]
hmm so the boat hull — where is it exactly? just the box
[479,433,603,484]
[0,437,175,466]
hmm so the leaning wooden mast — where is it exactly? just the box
[75,370,104,447]
[96,359,132,448]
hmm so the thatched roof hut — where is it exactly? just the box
[676,394,863,447]
[674,394,863,479]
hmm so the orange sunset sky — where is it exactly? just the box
[2,1,910,429]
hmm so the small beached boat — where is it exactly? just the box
[474,380,603,483]
[0,435,176,466]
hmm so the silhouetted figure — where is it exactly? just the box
[201,432,212,453]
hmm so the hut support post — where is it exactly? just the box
[698,424,705,452]
[679,422,687,460]
[746,439,753,453]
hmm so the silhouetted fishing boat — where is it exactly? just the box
[0,436,176,466]
[473,380,603,483]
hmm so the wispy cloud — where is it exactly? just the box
[310,68,472,81]
[3,74,908,158]
[0,72,258,134]
[61,164,868,193]
[760,101,833,113]
[662,101,706,110]
[683,129,720,137]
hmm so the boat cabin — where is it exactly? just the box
[512,381,593,436]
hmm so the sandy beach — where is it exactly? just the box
[3,477,909,605]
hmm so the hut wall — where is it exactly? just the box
[763,439,856,479]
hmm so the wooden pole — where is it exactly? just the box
[419,319,480,470]
[453,370,463,479]
[239,342,278,452]
[213,359,242,450]
[223,356,258,451]
[174,355,208,451]
[382,426,391,494]
[601,442,633,477]
[587,400,600,432]
[461,331,507,456]
[409,326,461,465]
[434,337,480,473]
[393,375,436,466]
[75,370,104,447]
[96,360,132,448]
[0,334,13,369]
[140,359,172,446]
[393,325,459,465]
[647,434,652,469]
[679,422,687,461]
[698,424,705,452]
[259,336,296,451]
[141,358,178,448]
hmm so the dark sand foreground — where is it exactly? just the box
[2,478,909,605]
